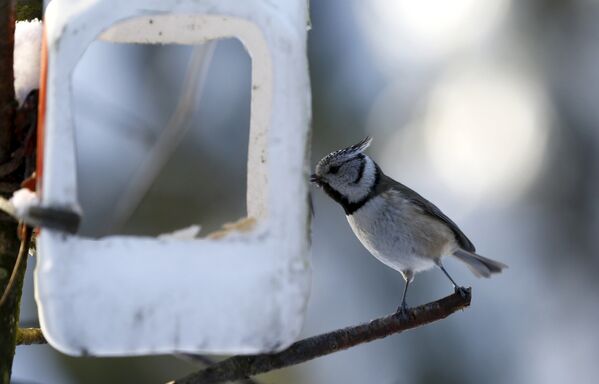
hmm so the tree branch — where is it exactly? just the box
[175,354,263,384]
[0,4,41,380]
[0,4,20,383]
[172,290,471,384]
[0,224,29,382]
[16,327,46,345]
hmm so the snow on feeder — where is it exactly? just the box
[36,0,312,356]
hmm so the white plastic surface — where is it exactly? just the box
[37,0,312,356]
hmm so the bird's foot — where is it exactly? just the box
[395,302,410,320]
[454,286,470,298]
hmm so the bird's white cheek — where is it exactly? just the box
[344,185,372,203]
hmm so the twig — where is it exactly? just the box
[176,354,220,367]
[175,354,262,384]
[16,327,46,345]
[171,290,471,384]
[0,194,81,233]
[0,225,31,308]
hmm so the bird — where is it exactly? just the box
[310,137,507,313]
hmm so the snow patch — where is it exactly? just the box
[14,19,43,105]
[10,188,40,217]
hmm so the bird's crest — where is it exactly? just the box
[321,137,372,165]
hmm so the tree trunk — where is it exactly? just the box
[0,1,22,383]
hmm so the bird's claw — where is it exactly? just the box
[454,286,470,298]
[395,303,410,320]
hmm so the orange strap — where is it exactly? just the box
[36,26,47,193]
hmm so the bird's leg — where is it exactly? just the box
[438,263,468,298]
[396,270,413,316]
[398,279,410,312]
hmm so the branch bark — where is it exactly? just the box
[175,355,262,384]
[0,225,30,383]
[172,290,471,384]
[0,3,21,383]
[0,2,41,381]
[16,327,46,345]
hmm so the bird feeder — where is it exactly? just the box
[36,0,312,356]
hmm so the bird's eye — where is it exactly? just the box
[329,165,340,174]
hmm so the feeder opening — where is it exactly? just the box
[71,38,252,238]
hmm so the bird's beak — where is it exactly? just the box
[310,174,321,185]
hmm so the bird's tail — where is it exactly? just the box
[453,249,508,278]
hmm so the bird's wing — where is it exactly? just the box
[379,174,476,252]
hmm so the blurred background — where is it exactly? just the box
[13,0,599,383]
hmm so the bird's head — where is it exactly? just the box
[311,137,378,204]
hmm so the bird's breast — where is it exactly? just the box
[346,194,453,272]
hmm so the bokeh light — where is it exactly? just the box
[371,63,551,211]
[357,0,510,64]
[422,64,551,204]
